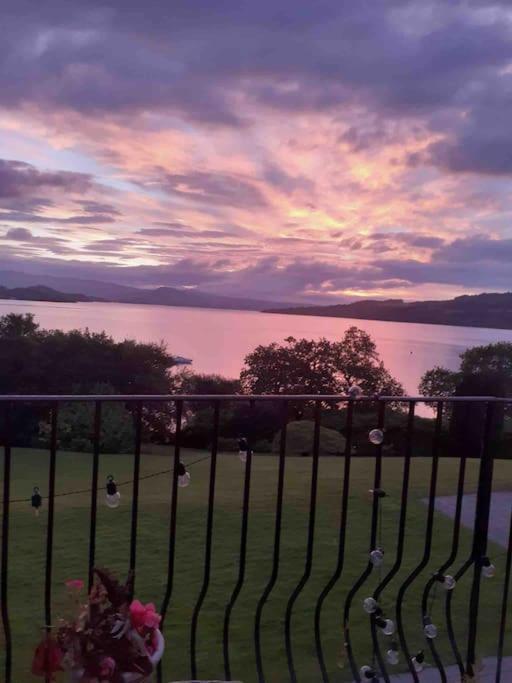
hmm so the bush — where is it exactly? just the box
[251,439,273,453]
[273,420,346,456]
[38,385,135,454]
[217,437,240,452]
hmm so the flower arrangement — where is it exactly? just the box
[32,568,164,682]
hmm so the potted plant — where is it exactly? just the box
[32,569,164,682]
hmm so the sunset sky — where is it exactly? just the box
[1,0,512,303]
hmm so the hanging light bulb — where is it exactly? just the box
[238,437,249,463]
[386,641,399,665]
[376,615,395,636]
[370,548,384,567]
[363,597,379,614]
[105,475,121,508]
[360,665,377,680]
[482,557,496,578]
[31,486,43,516]
[369,429,384,445]
[423,616,438,639]
[412,650,425,673]
[177,461,191,488]
[348,384,363,400]
[435,572,456,590]
[369,488,386,499]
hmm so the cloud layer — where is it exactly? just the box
[0,0,511,302]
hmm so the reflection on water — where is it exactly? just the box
[1,299,512,397]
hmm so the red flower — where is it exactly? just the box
[31,636,63,680]
[129,599,161,632]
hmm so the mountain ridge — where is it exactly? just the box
[0,284,98,303]
[0,269,294,311]
[265,292,512,330]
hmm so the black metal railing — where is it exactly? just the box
[0,394,511,682]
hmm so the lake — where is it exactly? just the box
[2,299,512,398]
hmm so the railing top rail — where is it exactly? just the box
[0,394,510,403]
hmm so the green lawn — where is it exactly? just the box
[1,446,511,682]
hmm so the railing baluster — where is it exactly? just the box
[1,402,12,683]
[314,399,354,683]
[254,400,288,683]
[223,401,254,680]
[44,403,58,646]
[88,401,102,592]
[395,401,443,681]
[466,401,496,678]
[129,401,143,587]
[423,401,467,678]
[444,401,495,678]
[343,400,385,682]
[496,509,512,682]
[371,402,415,682]
[157,400,183,683]
[284,400,322,683]
[190,400,220,679]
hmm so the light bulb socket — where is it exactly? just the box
[177,461,187,476]
[482,556,491,567]
[375,616,387,629]
[370,488,386,498]
[415,650,425,664]
[423,615,432,626]
[106,477,117,496]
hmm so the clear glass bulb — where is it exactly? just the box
[360,665,376,679]
[376,617,395,635]
[386,646,399,665]
[178,471,191,488]
[483,563,496,578]
[424,622,438,639]
[443,574,456,590]
[363,597,378,614]
[369,429,384,445]
[370,548,384,567]
[239,450,248,463]
[348,384,363,399]
[382,619,395,636]
[412,652,424,673]
[105,492,121,508]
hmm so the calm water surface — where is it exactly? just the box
[2,299,512,396]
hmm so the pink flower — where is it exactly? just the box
[129,599,161,632]
[65,579,84,592]
[99,656,116,677]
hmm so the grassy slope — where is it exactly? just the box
[1,447,511,682]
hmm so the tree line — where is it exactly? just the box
[0,312,510,453]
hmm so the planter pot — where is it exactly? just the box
[68,629,164,683]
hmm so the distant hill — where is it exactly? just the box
[0,285,97,303]
[0,269,294,311]
[265,292,512,330]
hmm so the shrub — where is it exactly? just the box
[272,420,346,456]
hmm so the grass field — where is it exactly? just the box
[1,445,511,682]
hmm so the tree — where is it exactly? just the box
[0,312,39,337]
[418,366,461,398]
[0,314,177,447]
[240,326,403,397]
[0,315,175,395]
[420,342,512,398]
